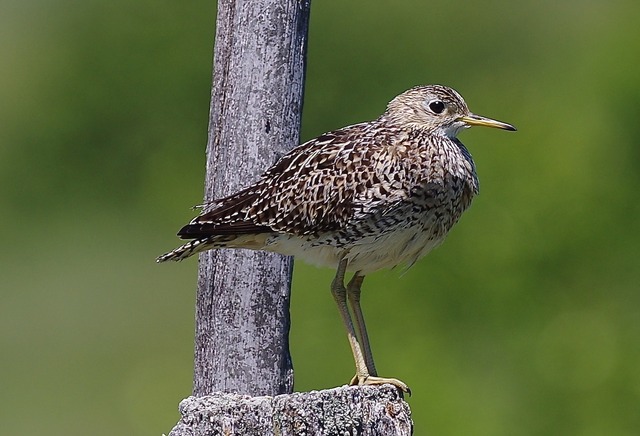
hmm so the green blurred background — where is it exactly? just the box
[2,0,639,434]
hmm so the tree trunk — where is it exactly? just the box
[193,0,310,397]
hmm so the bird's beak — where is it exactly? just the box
[460,114,516,131]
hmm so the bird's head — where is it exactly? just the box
[384,84,516,138]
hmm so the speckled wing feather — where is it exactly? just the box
[177,121,408,239]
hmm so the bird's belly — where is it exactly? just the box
[264,225,446,274]
[345,227,446,273]
[265,237,344,269]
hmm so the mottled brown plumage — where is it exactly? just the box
[158,84,515,392]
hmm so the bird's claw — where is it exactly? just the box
[350,374,411,396]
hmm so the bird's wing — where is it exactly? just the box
[178,121,402,239]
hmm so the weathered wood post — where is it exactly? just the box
[168,1,413,434]
[193,0,310,398]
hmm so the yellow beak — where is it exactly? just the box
[460,114,516,131]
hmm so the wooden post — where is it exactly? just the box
[193,0,310,397]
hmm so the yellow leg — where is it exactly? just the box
[331,259,410,394]
[331,259,369,382]
[346,273,377,376]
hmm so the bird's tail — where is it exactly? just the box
[156,233,269,263]
[156,237,215,262]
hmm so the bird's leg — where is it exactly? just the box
[331,260,410,394]
[345,272,410,394]
[346,273,378,377]
[331,258,370,384]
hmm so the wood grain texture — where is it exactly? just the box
[194,0,310,396]
[169,385,413,436]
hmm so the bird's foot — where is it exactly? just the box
[350,374,411,395]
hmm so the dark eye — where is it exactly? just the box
[428,100,445,114]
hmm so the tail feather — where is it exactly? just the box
[156,237,214,262]
[156,233,271,263]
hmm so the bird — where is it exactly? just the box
[157,84,515,394]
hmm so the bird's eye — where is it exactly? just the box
[428,100,445,114]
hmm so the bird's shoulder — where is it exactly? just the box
[262,120,393,178]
